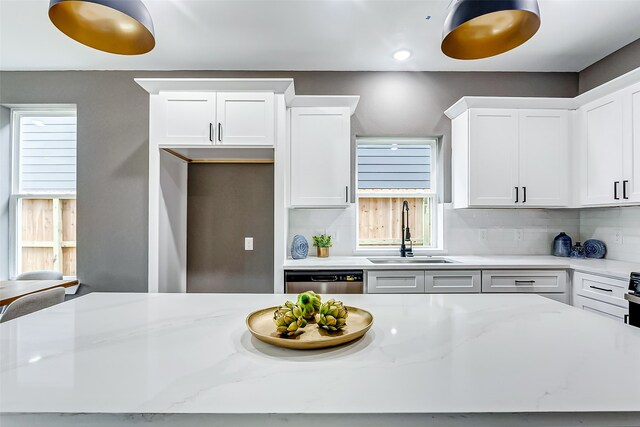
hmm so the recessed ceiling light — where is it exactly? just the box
[393,49,412,61]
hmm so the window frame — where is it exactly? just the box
[9,108,78,279]
[354,136,443,254]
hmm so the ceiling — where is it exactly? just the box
[1,0,640,72]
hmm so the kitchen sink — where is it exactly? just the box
[367,257,455,264]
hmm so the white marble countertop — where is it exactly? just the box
[284,255,640,280]
[2,292,640,424]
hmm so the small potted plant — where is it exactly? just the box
[312,234,332,258]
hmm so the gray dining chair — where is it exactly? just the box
[16,270,63,280]
[0,287,65,323]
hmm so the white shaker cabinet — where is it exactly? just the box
[150,92,217,146]
[290,107,351,208]
[367,270,425,293]
[622,81,640,203]
[467,109,519,207]
[216,92,274,146]
[579,93,624,206]
[519,110,570,206]
[452,108,570,208]
[149,91,274,146]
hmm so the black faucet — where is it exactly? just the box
[400,200,414,258]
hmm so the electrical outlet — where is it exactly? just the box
[479,229,488,241]
[515,229,524,242]
[615,230,623,244]
[331,231,339,241]
[244,237,254,251]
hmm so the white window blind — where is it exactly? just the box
[18,115,77,193]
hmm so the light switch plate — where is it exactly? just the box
[245,237,254,251]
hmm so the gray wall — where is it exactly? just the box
[0,107,10,280]
[0,70,577,293]
[579,38,640,94]
[187,163,274,294]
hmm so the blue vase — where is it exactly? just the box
[570,242,586,259]
[290,235,309,260]
[553,232,572,257]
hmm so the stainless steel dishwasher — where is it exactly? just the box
[284,270,364,294]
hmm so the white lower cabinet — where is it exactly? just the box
[425,270,481,293]
[481,270,567,294]
[573,294,628,322]
[367,271,425,294]
[367,270,481,294]
[572,272,628,322]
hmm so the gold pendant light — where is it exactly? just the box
[442,0,541,60]
[49,0,155,55]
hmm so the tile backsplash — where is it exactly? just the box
[288,204,581,257]
[580,206,640,263]
[445,206,580,256]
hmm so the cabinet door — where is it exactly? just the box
[216,92,274,146]
[623,82,640,203]
[481,270,567,293]
[425,270,481,293]
[468,109,519,206]
[573,294,628,322]
[150,92,216,145]
[367,271,425,293]
[290,108,350,207]
[580,94,624,205]
[573,272,628,308]
[518,110,570,207]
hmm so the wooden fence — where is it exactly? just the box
[20,198,76,276]
[358,197,429,246]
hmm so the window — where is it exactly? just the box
[356,137,439,249]
[10,109,77,278]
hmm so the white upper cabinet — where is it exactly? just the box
[290,107,351,208]
[579,93,624,206]
[468,109,519,207]
[623,81,640,203]
[453,108,570,208]
[216,92,274,146]
[149,91,274,147]
[150,92,217,146]
[519,110,570,207]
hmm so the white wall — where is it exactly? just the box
[580,206,640,263]
[288,205,581,257]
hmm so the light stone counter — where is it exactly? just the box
[284,255,640,280]
[2,292,640,426]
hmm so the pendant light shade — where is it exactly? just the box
[442,0,540,60]
[49,0,155,55]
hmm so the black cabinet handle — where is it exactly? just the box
[218,123,222,142]
[209,123,213,142]
[515,280,535,285]
[515,187,519,203]
[345,186,349,203]
[623,180,629,199]
[523,186,527,203]
[614,181,620,200]
[589,285,613,292]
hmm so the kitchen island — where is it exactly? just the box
[2,293,640,426]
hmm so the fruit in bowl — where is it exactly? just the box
[317,299,349,331]
[297,290,322,320]
[273,292,349,336]
[273,301,307,336]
